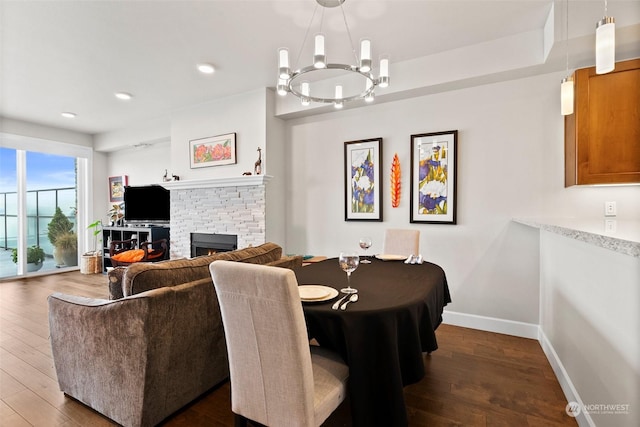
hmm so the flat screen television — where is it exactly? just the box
[123,185,170,224]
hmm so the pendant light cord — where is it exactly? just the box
[339,3,361,65]
[565,0,569,73]
[293,3,321,71]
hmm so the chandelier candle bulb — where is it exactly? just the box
[561,77,574,115]
[278,48,290,79]
[277,79,288,96]
[596,16,615,74]
[334,85,344,109]
[360,39,371,72]
[364,79,374,102]
[314,34,326,68]
[379,57,389,87]
[301,81,310,106]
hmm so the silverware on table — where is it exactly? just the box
[340,293,359,310]
[404,254,423,264]
[332,293,351,310]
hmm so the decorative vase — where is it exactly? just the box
[61,250,78,267]
[53,246,64,266]
[26,261,43,273]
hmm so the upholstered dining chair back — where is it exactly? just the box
[383,229,420,256]
[209,260,349,427]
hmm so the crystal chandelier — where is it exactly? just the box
[277,0,389,109]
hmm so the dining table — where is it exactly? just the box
[294,256,452,427]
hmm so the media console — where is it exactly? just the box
[102,225,170,272]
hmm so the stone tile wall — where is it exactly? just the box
[169,185,266,258]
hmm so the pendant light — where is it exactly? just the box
[561,0,574,115]
[595,0,615,74]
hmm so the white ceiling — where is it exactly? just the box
[1,0,639,136]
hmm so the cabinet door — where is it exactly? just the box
[565,58,640,186]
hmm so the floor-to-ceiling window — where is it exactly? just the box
[0,135,91,279]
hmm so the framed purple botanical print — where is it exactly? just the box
[344,138,383,221]
[410,130,457,224]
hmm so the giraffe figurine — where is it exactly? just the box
[254,147,262,175]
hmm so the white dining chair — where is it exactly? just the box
[383,229,420,256]
[209,260,349,427]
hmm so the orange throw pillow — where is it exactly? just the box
[146,249,163,260]
[112,249,145,263]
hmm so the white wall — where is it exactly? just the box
[103,141,171,220]
[93,115,170,153]
[284,70,640,325]
[540,231,639,427]
[0,117,93,148]
[169,88,286,246]
[264,89,287,245]
[170,89,269,180]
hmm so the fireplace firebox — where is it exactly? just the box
[191,233,238,257]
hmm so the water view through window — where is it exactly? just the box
[0,147,78,278]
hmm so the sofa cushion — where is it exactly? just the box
[48,276,229,427]
[267,255,303,270]
[121,242,284,297]
[108,267,127,299]
[213,242,282,264]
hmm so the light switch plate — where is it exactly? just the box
[605,219,617,233]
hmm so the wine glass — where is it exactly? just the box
[359,237,372,263]
[338,252,359,294]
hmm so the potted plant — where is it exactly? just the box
[48,207,74,265]
[56,231,78,267]
[12,245,46,272]
[87,220,103,255]
[108,203,124,226]
[81,220,103,274]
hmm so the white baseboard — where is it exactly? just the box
[442,310,539,339]
[441,310,592,427]
[538,329,595,427]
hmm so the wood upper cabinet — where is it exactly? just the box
[565,58,640,186]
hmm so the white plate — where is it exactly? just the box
[375,254,408,261]
[298,285,339,302]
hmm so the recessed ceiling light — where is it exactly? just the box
[115,92,133,100]
[197,63,215,74]
[61,112,77,118]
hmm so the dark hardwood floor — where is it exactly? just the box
[0,271,576,426]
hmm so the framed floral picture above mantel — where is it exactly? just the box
[344,138,383,221]
[410,130,457,224]
[190,133,237,168]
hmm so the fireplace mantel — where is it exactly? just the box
[160,175,272,190]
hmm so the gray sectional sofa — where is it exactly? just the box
[48,243,302,427]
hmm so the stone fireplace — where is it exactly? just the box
[161,176,271,259]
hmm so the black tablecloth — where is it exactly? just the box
[294,257,452,427]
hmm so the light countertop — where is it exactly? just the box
[513,218,640,258]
